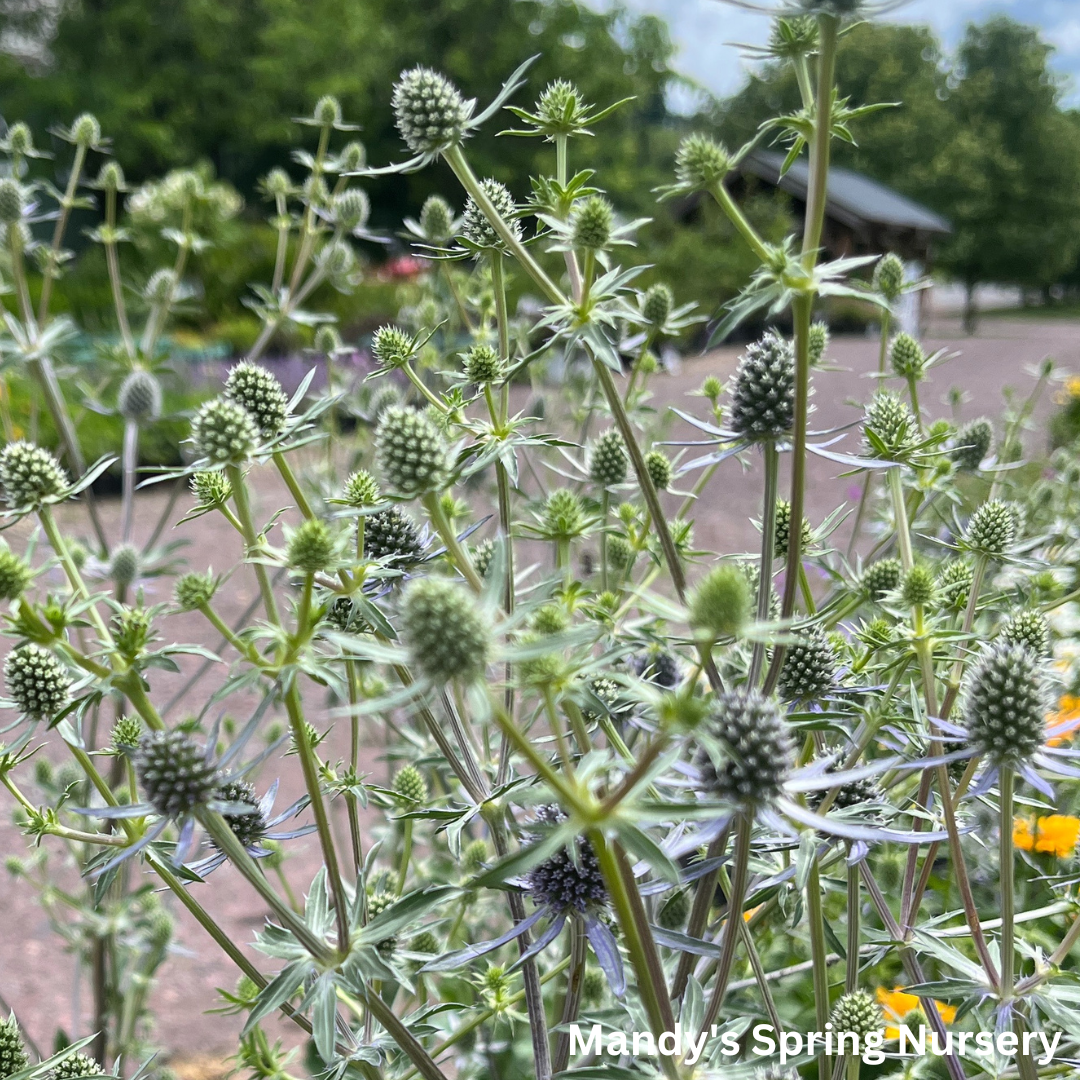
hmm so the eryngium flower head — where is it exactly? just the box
[830,991,882,1037]
[371,325,414,370]
[366,890,400,951]
[473,538,495,577]
[69,113,102,148]
[543,489,587,540]
[462,178,520,249]
[572,196,613,251]
[0,178,24,224]
[0,544,32,601]
[864,390,916,459]
[287,518,335,573]
[419,194,455,243]
[343,469,380,507]
[900,564,936,608]
[364,506,426,562]
[400,577,490,684]
[214,780,268,849]
[392,67,470,155]
[675,133,730,190]
[890,333,925,379]
[590,430,628,488]
[778,628,839,702]
[375,406,449,497]
[0,1014,29,1079]
[49,1053,104,1080]
[135,730,221,818]
[657,888,690,929]
[643,283,674,328]
[964,499,1015,558]
[645,449,672,490]
[1000,610,1050,658]
[526,805,607,912]
[324,595,370,634]
[962,643,1048,766]
[937,559,973,611]
[698,690,794,807]
[810,760,881,811]
[607,533,634,573]
[4,122,34,157]
[190,397,260,464]
[111,715,143,752]
[174,571,216,611]
[118,370,162,423]
[951,417,993,471]
[191,470,231,505]
[463,343,504,384]
[109,543,140,587]
[689,564,751,640]
[0,441,69,508]
[394,764,428,804]
[333,188,370,231]
[808,320,830,367]
[873,253,904,302]
[224,362,289,438]
[860,557,901,601]
[729,331,795,440]
[774,499,811,561]
[5,644,71,720]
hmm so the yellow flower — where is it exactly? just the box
[1014,815,1080,858]
[876,987,956,1040]
[1047,695,1080,747]
[1056,375,1080,403]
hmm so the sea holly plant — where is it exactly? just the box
[2,5,1080,1080]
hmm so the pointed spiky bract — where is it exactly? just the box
[4,644,71,720]
[1000,610,1050,658]
[375,406,449,497]
[0,441,69,508]
[778,627,839,702]
[135,730,221,818]
[675,133,730,190]
[118,369,163,422]
[225,362,289,438]
[657,888,690,929]
[689,564,751,640]
[392,67,469,155]
[214,779,268,849]
[861,557,901,600]
[698,690,793,807]
[965,499,1015,557]
[962,643,1048,767]
[729,331,795,440]
[462,178,520,249]
[830,991,882,1037]
[400,577,490,684]
[526,805,607,912]
[364,506,426,562]
[590,429,628,487]
[874,252,904,302]
[191,397,260,464]
[0,1015,29,1079]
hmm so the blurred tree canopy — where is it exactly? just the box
[716,16,1080,320]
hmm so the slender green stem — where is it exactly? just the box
[709,180,772,264]
[750,441,779,685]
[846,849,860,993]
[345,659,364,873]
[553,918,588,1074]
[422,491,483,593]
[396,818,413,895]
[273,451,316,520]
[1000,767,1016,993]
[888,466,914,572]
[803,16,840,262]
[39,142,87,323]
[807,854,831,1080]
[226,464,281,624]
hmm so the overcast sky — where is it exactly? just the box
[599,1,1080,109]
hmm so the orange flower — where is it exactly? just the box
[876,987,956,1040]
[1014,815,1080,858]
[1047,695,1080,747]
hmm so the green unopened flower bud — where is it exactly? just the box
[190,470,231,505]
[174,571,217,611]
[900,564,936,607]
[531,604,570,635]
[410,930,439,955]
[392,67,469,155]
[70,113,101,147]
[861,557,901,600]
[830,991,882,1037]
[808,321,830,367]
[314,326,343,356]
[371,325,414,369]
[263,168,292,198]
[689,564,751,640]
[400,577,490,684]
[213,779,269,849]
[536,80,582,129]
[462,179,520,249]
[313,94,342,127]
[365,506,426,563]
[50,1052,104,1080]
[338,141,366,173]
[143,268,176,304]
[318,238,356,280]
[937,559,973,611]
[607,534,634,573]
[890,332,925,379]
[1000,609,1050,658]
[5,643,71,720]
[730,331,795,440]
[113,607,152,660]
[778,627,838,702]
[333,188,370,232]
[644,450,672,490]
[0,1015,29,1080]
[864,390,916,459]
[643,283,674,328]
[701,375,722,402]
[191,397,260,464]
[118,370,163,422]
[873,253,904,302]
[111,715,144,752]
[657,888,690,930]
[96,161,124,191]
[225,362,289,438]
[287,518,335,573]
[963,643,1048,767]
[109,543,140,587]
[463,343,503,384]
[543,488,587,540]
[0,544,32,601]
[0,441,69,508]
[572,196,613,251]
[951,418,993,471]
[394,764,428,804]
[675,133,730,189]
[462,839,488,874]
[5,122,33,157]
[590,430,628,488]
[136,730,220,818]
[343,469,380,508]
[419,194,455,243]
[0,179,24,224]
[965,499,1015,558]
[472,538,495,578]
[774,499,811,561]
[375,406,450,497]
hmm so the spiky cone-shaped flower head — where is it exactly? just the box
[773,499,811,561]
[861,557,901,601]
[964,499,1015,558]
[375,406,449,498]
[728,330,795,440]
[5,644,71,721]
[830,991,883,1038]
[109,543,140,588]
[323,596,370,635]
[419,194,455,243]
[589,429,628,488]
[900,564,936,608]
[191,470,231,506]
[392,67,470,155]
[873,252,904,302]
[644,449,672,490]
[697,690,794,808]
[778,627,839,703]
[111,715,144,753]
[0,178,24,224]
[0,441,69,508]
[542,488,587,541]
[472,538,495,578]
[49,1053,104,1080]
[572,196,613,251]
[371,325,414,370]
[287,518,335,574]
[5,121,34,158]
[366,890,400,952]
[962,643,1048,767]
[333,188,370,232]
[643,283,674,328]
[675,133,730,190]
[213,779,268,849]
[0,1014,29,1079]
[657,888,690,930]
[400,577,490,685]
[607,533,634,574]
[117,369,162,423]
[69,112,101,148]
[0,544,32,601]
[364,506,426,563]
[809,759,882,811]
[190,397,260,465]
[951,417,994,471]
[808,320,830,367]
[689,564,751,641]
[174,571,216,612]
[135,730,221,818]
[393,764,428,804]
[526,805,607,912]
[343,469,380,508]
[224,362,289,438]
[864,390,916,460]
[936,559,973,612]
[463,343,504,384]
[462,178,521,249]
[890,332,926,379]
[1000,610,1050,658]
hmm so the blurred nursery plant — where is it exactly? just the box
[2,4,1080,1080]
